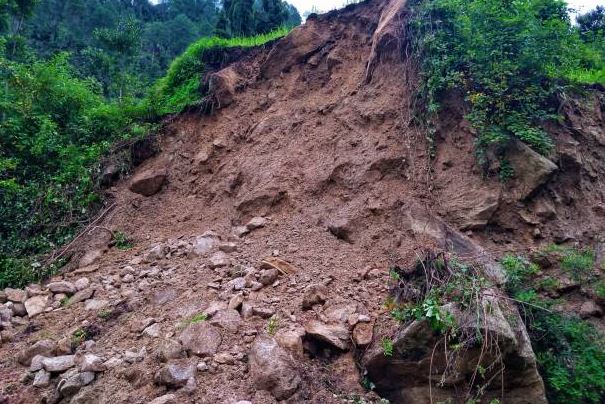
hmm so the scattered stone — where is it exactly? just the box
[149,394,177,404]
[24,295,49,318]
[203,301,228,317]
[143,323,161,338]
[129,168,168,197]
[42,355,76,372]
[11,302,27,317]
[79,249,104,268]
[155,360,195,388]
[302,284,328,309]
[178,322,222,357]
[69,288,95,304]
[124,347,147,363]
[84,299,109,311]
[352,322,374,346]
[158,339,185,362]
[227,277,246,291]
[228,294,244,311]
[79,354,106,372]
[246,217,267,230]
[58,371,95,397]
[18,339,57,366]
[249,336,301,400]
[250,281,263,291]
[304,320,350,350]
[33,369,51,387]
[219,242,238,253]
[324,303,358,324]
[580,300,603,319]
[5,288,27,303]
[196,361,208,372]
[47,281,76,295]
[252,307,275,319]
[259,268,279,286]
[209,251,229,269]
[193,234,219,256]
[209,309,242,333]
[275,329,305,357]
[30,355,47,372]
[214,352,235,365]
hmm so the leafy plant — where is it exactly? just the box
[381,337,394,357]
[71,328,88,346]
[112,231,134,250]
[267,315,279,335]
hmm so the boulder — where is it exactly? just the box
[24,295,49,318]
[208,66,241,108]
[158,339,186,362]
[209,309,242,333]
[18,339,57,366]
[352,322,374,346]
[70,288,95,304]
[42,355,76,372]
[259,268,279,286]
[302,284,328,309]
[155,360,195,388]
[79,354,106,372]
[178,322,222,357]
[580,300,603,319]
[209,251,229,269]
[47,281,76,295]
[33,369,51,387]
[11,302,27,317]
[58,371,95,397]
[304,320,350,350]
[84,299,109,311]
[78,249,104,268]
[249,336,301,400]
[129,168,168,197]
[4,288,27,303]
[74,278,90,291]
[275,328,305,357]
[506,140,558,201]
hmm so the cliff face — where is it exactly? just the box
[1,1,604,403]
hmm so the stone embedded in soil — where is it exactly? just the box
[79,354,106,372]
[327,219,352,242]
[193,234,219,256]
[158,339,185,362]
[143,323,161,338]
[149,394,177,404]
[275,329,305,357]
[252,307,275,319]
[302,284,328,309]
[228,294,244,311]
[0,291,6,303]
[304,320,351,350]
[246,216,267,230]
[129,167,168,197]
[42,355,75,372]
[47,281,76,295]
[214,352,236,365]
[209,309,242,333]
[70,288,95,304]
[203,301,228,317]
[24,295,49,318]
[219,242,238,253]
[33,369,51,387]
[155,360,195,388]
[4,288,27,303]
[580,300,603,319]
[352,322,374,346]
[226,277,246,291]
[74,277,90,291]
[259,268,279,286]
[249,336,301,400]
[18,339,57,366]
[209,251,229,268]
[178,322,222,357]
[233,226,249,237]
[79,249,104,268]
[84,299,109,311]
[58,371,95,397]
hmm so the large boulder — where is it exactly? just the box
[506,140,558,201]
[129,167,168,197]
[249,336,301,400]
[208,66,241,109]
[178,322,222,357]
[24,295,49,318]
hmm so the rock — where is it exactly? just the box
[324,303,358,325]
[143,323,161,338]
[209,309,241,333]
[24,295,49,318]
[69,288,95,304]
[208,66,240,108]
[58,371,95,397]
[233,226,249,237]
[203,301,228,317]
[447,188,500,230]
[214,352,235,365]
[275,329,305,357]
[5,288,27,303]
[33,369,51,387]
[11,302,26,317]
[158,339,185,362]
[259,268,279,286]
[252,307,276,319]
[352,322,374,346]
[18,339,57,365]
[302,284,328,309]
[228,294,244,311]
[246,217,267,230]
[0,291,6,303]
[249,336,301,400]
[178,322,222,357]
[84,299,109,311]
[506,140,558,200]
[124,347,147,364]
[304,320,350,350]
[226,277,246,291]
[30,355,47,372]
[42,355,75,372]
[47,281,76,295]
[149,394,177,404]
[209,251,229,269]
[328,219,352,242]
[103,357,124,370]
[74,278,90,291]
[155,360,195,388]
[129,167,167,197]
[79,354,106,372]
[219,242,238,253]
[580,301,603,319]
[79,249,103,268]
[193,234,219,256]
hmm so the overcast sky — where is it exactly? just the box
[289,0,603,15]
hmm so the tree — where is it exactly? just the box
[256,0,289,33]
[577,6,605,40]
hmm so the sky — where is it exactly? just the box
[289,0,603,15]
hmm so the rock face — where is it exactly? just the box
[249,336,301,400]
[129,167,168,196]
[178,322,222,357]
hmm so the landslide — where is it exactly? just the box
[1,0,605,403]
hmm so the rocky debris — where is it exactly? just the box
[103,357,124,370]
[302,284,328,309]
[33,369,51,387]
[249,336,301,400]
[580,300,603,319]
[158,339,185,362]
[209,309,242,332]
[4,288,27,303]
[209,251,229,269]
[74,277,90,291]
[70,287,95,304]
[228,294,244,310]
[233,226,249,238]
[24,295,49,317]
[304,320,351,350]
[42,355,76,373]
[143,323,161,338]
[48,281,76,295]
[155,360,195,388]
[259,268,279,286]
[124,347,147,364]
[84,299,109,311]
[149,394,177,404]
[18,339,57,365]
[219,242,238,253]
[129,167,168,196]
[352,322,374,346]
[193,233,219,256]
[328,219,353,242]
[203,301,228,317]
[78,354,106,372]
[58,370,95,397]
[79,249,104,268]
[275,329,305,357]
[214,352,236,365]
[246,216,267,231]
[178,322,222,357]
[226,277,246,291]
[506,140,558,200]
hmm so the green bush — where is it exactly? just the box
[147,27,290,115]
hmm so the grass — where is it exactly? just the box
[381,337,394,357]
[112,231,134,250]
[179,312,208,329]
[267,315,279,335]
[148,27,290,116]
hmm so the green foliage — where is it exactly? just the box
[501,254,605,403]
[148,27,289,115]
[71,328,88,346]
[180,312,209,328]
[560,248,595,280]
[112,231,134,250]
[595,281,605,299]
[407,0,605,169]
[381,337,394,357]
[267,314,279,335]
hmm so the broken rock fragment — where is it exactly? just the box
[129,168,168,197]
[249,336,301,400]
[304,320,351,350]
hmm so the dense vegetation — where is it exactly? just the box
[408,0,605,170]
[0,0,298,287]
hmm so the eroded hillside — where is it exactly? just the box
[1,0,604,403]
